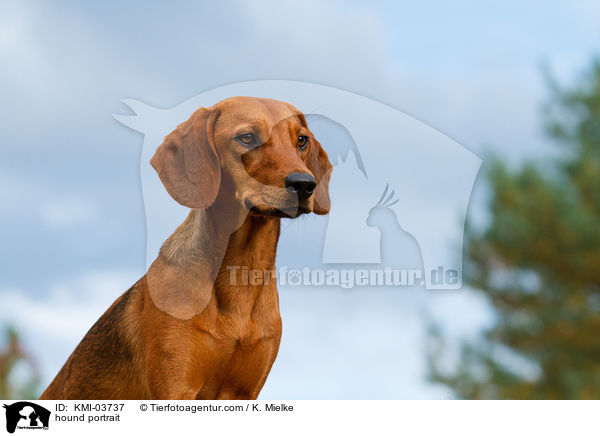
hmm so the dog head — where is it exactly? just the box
[150,96,332,218]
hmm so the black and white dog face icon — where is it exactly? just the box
[18,406,35,426]
[3,402,50,433]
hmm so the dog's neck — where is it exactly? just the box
[162,206,281,273]
[161,188,281,268]
[147,188,281,319]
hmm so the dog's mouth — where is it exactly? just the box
[245,199,311,218]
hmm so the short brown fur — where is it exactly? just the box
[40,97,332,399]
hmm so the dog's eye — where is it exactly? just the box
[297,135,309,150]
[236,133,257,147]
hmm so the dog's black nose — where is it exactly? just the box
[285,172,317,200]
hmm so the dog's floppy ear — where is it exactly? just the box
[150,107,220,209]
[307,137,333,215]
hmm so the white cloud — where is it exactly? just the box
[0,173,100,229]
[40,198,98,229]
[0,269,138,387]
[0,2,42,74]
[260,287,449,399]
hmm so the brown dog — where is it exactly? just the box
[39,97,332,399]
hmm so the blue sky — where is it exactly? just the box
[1,0,599,398]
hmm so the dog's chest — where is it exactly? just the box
[193,293,282,399]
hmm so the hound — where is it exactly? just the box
[40,97,332,399]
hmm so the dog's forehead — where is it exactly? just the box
[213,97,303,127]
